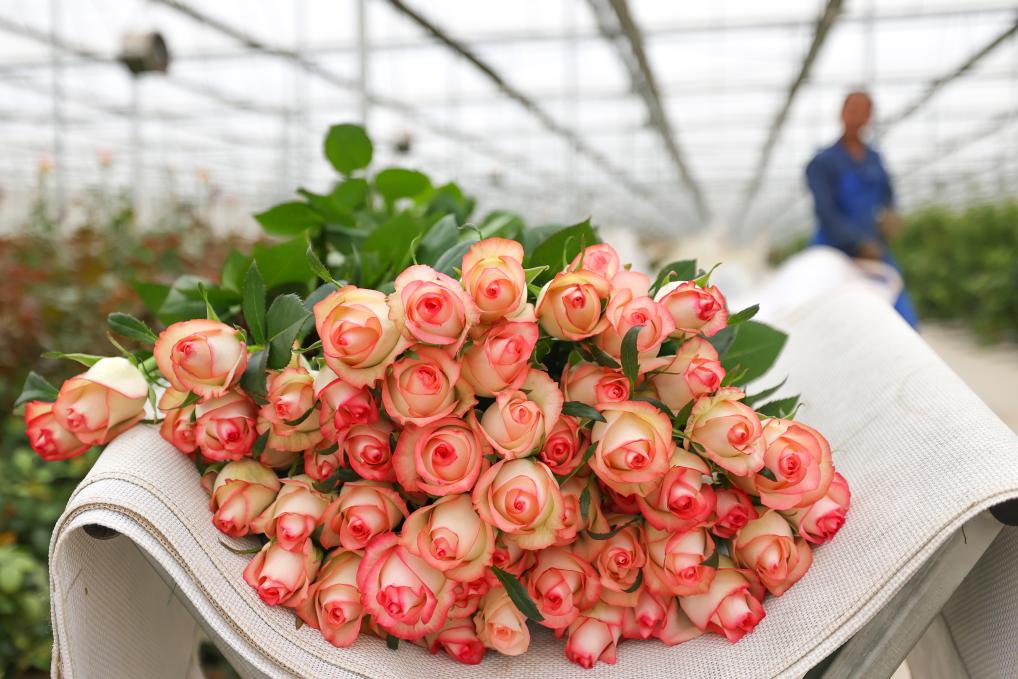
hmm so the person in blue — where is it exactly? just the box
[806,91,918,327]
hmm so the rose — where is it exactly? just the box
[733,510,812,596]
[535,269,611,340]
[590,401,673,496]
[357,532,455,640]
[657,597,704,646]
[679,557,766,642]
[555,476,609,546]
[649,337,725,412]
[302,442,344,482]
[209,459,281,538]
[460,320,538,397]
[781,472,850,545]
[320,480,408,551]
[523,546,601,629]
[24,401,89,461]
[685,387,765,477]
[425,618,485,665]
[600,481,641,514]
[636,448,717,532]
[295,549,363,648]
[580,520,646,607]
[401,494,495,582]
[752,419,834,510]
[158,388,198,455]
[564,601,624,668]
[259,446,300,470]
[338,419,396,482]
[243,538,321,609]
[380,346,475,427]
[257,367,323,452]
[569,243,620,280]
[478,369,563,459]
[643,524,716,597]
[621,589,669,639]
[472,457,564,550]
[390,264,477,350]
[314,366,378,441]
[491,533,535,577]
[448,577,490,620]
[52,357,147,446]
[393,416,486,496]
[154,319,247,399]
[460,238,529,324]
[538,416,589,477]
[474,587,530,656]
[711,487,759,539]
[314,286,409,387]
[595,289,675,359]
[561,362,629,408]
[194,391,259,462]
[251,475,331,551]
[654,280,728,338]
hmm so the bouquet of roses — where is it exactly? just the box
[19,125,849,669]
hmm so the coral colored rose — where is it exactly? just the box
[782,471,851,545]
[580,520,646,607]
[590,401,673,496]
[243,538,321,609]
[569,243,621,280]
[536,269,612,341]
[460,319,538,397]
[564,601,624,669]
[314,286,409,387]
[337,419,396,482]
[251,475,330,551]
[390,264,477,351]
[357,532,455,640]
[402,494,495,582]
[448,576,490,619]
[655,280,728,339]
[472,458,564,551]
[426,618,486,665]
[636,448,717,532]
[381,346,475,427]
[154,319,247,400]
[52,357,147,446]
[538,416,590,477]
[596,288,675,359]
[711,487,759,540]
[649,337,725,412]
[259,445,301,470]
[643,524,716,597]
[194,391,259,462]
[524,546,601,630]
[24,401,89,461]
[600,481,642,515]
[750,419,834,510]
[209,459,281,538]
[491,533,536,577]
[555,476,609,546]
[479,369,563,459]
[302,442,344,482]
[475,587,530,656]
[393,416,486,496]
[561,362,630,408]
[621,588,669,639]
[295,549,364,648]
[679,557,766,642]
[657,597,704,646]
[257,367,323,452]
[320,480,408,551]
[733,511,812,596]
[314,366,379,442]
[158,388,198,455]
[685,387,765,477]
[460,238,529,325]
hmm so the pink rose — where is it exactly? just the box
[590,401,673,496]
[636,449,716,532]
[460,238,529,325]
[53,357,147,446]
[474,587,530,656]
[381,346,475,427]
[478,369,563,459]
[569,243,620,280]
[154,319,247,400]
[337,419,396,482]
[561,362,629,408]
[657,597,704,646]
[320,480,408,551]
[194,391,259,462]
[244,538,321,608]
[643,524,716,596]
[524,546,601,630]
[538,416,590,477]
[24,401,89,461]
[654,280,728,338]
[209,459,281,537]
[390,264,477,350]
[649,337,725,412]
[752,419,834,510]
[600,481,642,515]
[302,442,344,483]
[158,388,198,455]
[251,475,330,551]
[564,601,624,668]
[733,510,812,596]
[426,618,485,665]
[555,476,609,546]
[711,487,759,539]
[448,576,490,620]
[257,367,323,452]
[621,589,669,639]
[314,366,378,442]
[314,286,409,387]
[685,387,765,477]
[491,533,536,577]
[393,416,486,496]
[536,270,611,340]
[679,557,766,642]
[580,519,646,607]
[472,458,564,550]
[401,494,495,582]
[595,289,675,359]
[259,446,300,470]
[295,549,364,647]
[460,319,538,397]
[357,532,455,640]
[782,471,850,545]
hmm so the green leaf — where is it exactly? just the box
[743,377,788,406]
[694,263,721,288]
[479,210,526,240]
[375,167,432,203]
[702,548,720,569]
[361,212,423,283]
[674,400,694,429]
[650,259,697,294]
[156,275,233,325]
[524,265,548,285]
[196,282,221,321]
[266,294,311,370]
[107,312,158,344]
[331,178,370,209]
[254,201,325,237]
[621,325,644,390]
[220,250,252,294]
[526,219,599,284]
[415,214,460,266]
[14,371,59,408]
[707,326,737,358]
[576,342,620,370]
[579,484,591,524]
[587,516,640,540]
[631,395,674,418]
[306,241,340,287]
[759,466,778,482]
[433,237,478,277]
[284,404,317,427]
[243,262,267,345]
[386,634,400,651]
[253,238,315,289]
[41,351,103,367]
[324,123,373,175]
[218,540,262,556]
[720,321,788,385]
[727,304,760,326]
[756,395,801,419]
[561,401,606,423]
[491,567,544,622]
[297,188,356,227]
[240,349,268,402]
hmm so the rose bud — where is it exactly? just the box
[401,494,495,582]
[579,519,646,607]
[643,524,716,597]
[52,357,147,446]
[194,391,259,462]
[390,264,478,351]
[314,366,378,441]
[621,588,669,639]
[337,419,396,482]
[258,445,301,470]
[256,367,322,453]
[751,419,834,510]
[154,319,247,400]
[563,601,624,669]
[711,487,759,540]
[357,532,456,640]
[460,237,529,325]
[243,538,321,609]
[636,448,717,532]
[733,510,812,596]
[535,269,612,341]
[472,458,564,551]
[561,362,629,408]
[649,337,725,412]
[209,459,281,537]
[523,546,601,630]
[426,618,486,665]
[448,576,490,619]
[478,369,563,459]
[250,475,331,551]
[460,319,538,397]
[394,416,486,496]
[158,388,198,455]
[381,346,475,428]
[657,596,704,646]
[679,556,766,642]
[302,442,344,482]
[319,480,408,551]
[200,466,219,496]
[24,401,89,461]
[595,289,675,360]
[538,416,589,478]
[314,286,409,387]
[654,280,728,339]
[474,587,530,656]
[569,243,620,280]
[685,387,765,477]
[781,471,851,545]
[295,549,363,647]
[491,533,536,577]
[555,476,609,546]
[590,400,673,496]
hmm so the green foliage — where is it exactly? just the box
[323,123,373,175]
[525,218,599,284]
[718,321,788,386]
[254,201,325,236]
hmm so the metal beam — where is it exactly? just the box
[587,0,708,222]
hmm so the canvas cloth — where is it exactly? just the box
[49,287,1018,679]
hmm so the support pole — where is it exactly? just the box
[356,0,369,127]
[49,0,64,221]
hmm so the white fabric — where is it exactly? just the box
[49,287,1018,679]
